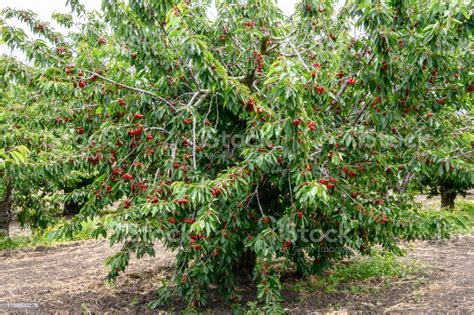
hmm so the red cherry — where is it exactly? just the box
[146,134,153,140]
[182,217,194,223]
[307,121,316,130]
[78,80,87,88]
[124,199,131,209]
[183,119,192,125]
[245,20,256,28]
[282,240,292,251]
[168,218,177,224]
[182,138,190,147]
[118,99,127,106]
[151,197,159,204]
[297,211,303,219]
[134,113,144,119]
[315,85,325,95]
[146,148,155,155]
[246,98,256,112]
[122,173,133,181]
[211,187,221,198]
[292,118,301,126]
[173,162,180,169]
[177,198,189,205]
[347,78,356,85]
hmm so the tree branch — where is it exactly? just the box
[289,41,310,72]
[398,172,414,193]
[80,69,175,110]
[353,101,370,124]
[188,90,210,169]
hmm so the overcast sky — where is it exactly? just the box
[0,0,297,56]
[0,0,297,15]
[0,0,297,25]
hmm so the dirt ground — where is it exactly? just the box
[0,236,472,314]
[0,196,473,314]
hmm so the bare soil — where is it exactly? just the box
[0,195,473,314]
[0,240,174,314]
[285,235,474,314]
[1,235,472,314]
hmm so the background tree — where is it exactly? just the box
[415,112,473,208]
[0,55,94,233]
[1,0,472,311]
[0,145,29,237]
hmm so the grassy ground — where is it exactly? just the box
[283,198,474,312]
[422,199,474,234]
[290,251,422,296]
[454,200,474,233]
[0,218,98,251]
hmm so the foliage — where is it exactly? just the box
[0,0,472,311]
[0,146,29,169]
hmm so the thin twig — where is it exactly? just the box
[255,186,265,217]
[192,114,197,169]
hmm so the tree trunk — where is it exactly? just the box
[0,184,13,237]
[234,249,256,281]
[62,176,94,216]
[440,184,456,209]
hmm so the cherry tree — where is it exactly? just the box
[1,0,472,311]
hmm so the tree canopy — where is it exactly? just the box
[0,0,472,311]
